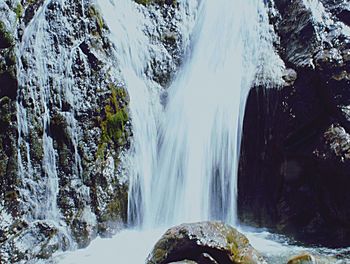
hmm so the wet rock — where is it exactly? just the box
[239,0,350,248]
[287,253,336,264]
[147,221,266,264]
[287,254,317,264]
[282,68,298,86]
[0,220,70,263]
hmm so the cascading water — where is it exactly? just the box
[144,0,265,227]
[97,0,285,227]
[123,0,284,228]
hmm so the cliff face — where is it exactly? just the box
[0,0,192,262]
[239,0,350,247]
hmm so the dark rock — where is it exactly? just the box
[282,68,298,86]
[0,220,70,263]
[337,9,350,26]
[0,21,14,49]
[146,221,266,264]
[239,0,350,248]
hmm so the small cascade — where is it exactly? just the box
[15,0,89,246]
[16,0,60,222]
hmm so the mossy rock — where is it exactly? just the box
[87,5,104,34]
[14,3,24,20]
[0,21,14,49]
[98,184,128,235]
[97,84,129,159]
[146,221,265,264]
[0,96,12,128]
[287,253,336,264]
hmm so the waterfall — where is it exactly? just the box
[145,0,262,226]
[98,0,284,230]
[59,0,288,262]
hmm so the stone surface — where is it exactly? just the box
[146,221,266,264]
[239,0,350,247]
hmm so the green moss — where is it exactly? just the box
[14,3,23,20]
[97,84,129,159]
[88,5,104,34]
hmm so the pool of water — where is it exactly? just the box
[54,226,350,264]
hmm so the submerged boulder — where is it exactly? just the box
[146,221,266,264]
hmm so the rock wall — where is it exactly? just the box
[0,0,190,262]
[239,0,350,247]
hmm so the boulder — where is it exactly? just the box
[146,221,266,264]
[287,253,337,264]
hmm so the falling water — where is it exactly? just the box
[121,0,284,228]
[97,0,284,228]
[145,0,264,227]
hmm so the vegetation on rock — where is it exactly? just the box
[97,83,129,159]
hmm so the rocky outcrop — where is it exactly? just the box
[0,0,190,262]
[146,222,266,264]
[239,0,350,247]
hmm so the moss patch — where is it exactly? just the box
[97,84,129,159]
[14,3,24,20]
[87,5,104,35]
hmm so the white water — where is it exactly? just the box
[130,0,284,228]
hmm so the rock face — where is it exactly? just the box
[238,0,350,247]
[0,0,192,262]
[146,221,266,264]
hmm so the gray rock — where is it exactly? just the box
[146,221,266,264]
